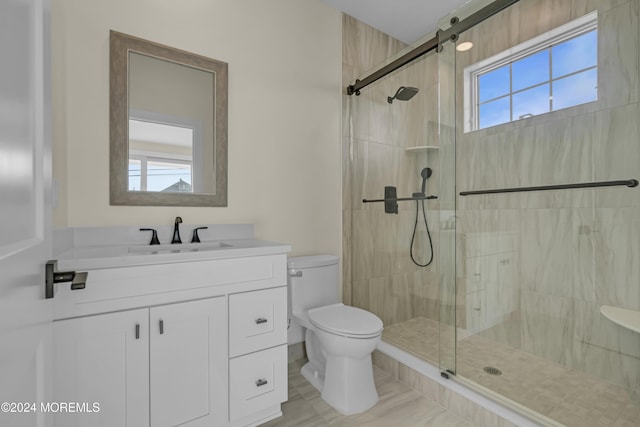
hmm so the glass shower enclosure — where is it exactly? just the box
[345,0,640,425]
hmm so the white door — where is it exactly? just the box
[53,309,150,427]
[150,297,227,427]
[0,0,53,426]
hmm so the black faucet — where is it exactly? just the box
[191,226,208,243]
[171,216,183,244]
[140,228,160,245]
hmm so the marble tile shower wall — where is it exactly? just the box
[455,0,640,394]
[342,15,444,328]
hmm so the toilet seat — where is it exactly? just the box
[308,303,383,338]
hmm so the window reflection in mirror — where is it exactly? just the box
[127,118,196,192]
[128,119,194,192]
[128,52,213,194]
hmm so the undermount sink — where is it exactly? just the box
[128,241,233,254]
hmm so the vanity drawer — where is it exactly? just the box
[229,286,287,357]
[229,344,287,421]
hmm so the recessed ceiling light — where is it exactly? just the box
[456,41,474,52]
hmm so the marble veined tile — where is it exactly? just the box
[348,93,369,141]
[573,300,640,391]
[457,129,521,211]
[367,77,394,145]
[363,141,401,210]
[521,289,575,366]
[597,0,639,109]
[571,0,632,18]
[572,208,596,302]
[349,138,367,211]
[342,14,406,75]
[592,207,640,309]
[517,116,592,209]
[456,1,520,66]
[517,0,572,43]
[591,104,640,208]
[519,208,574,298]
[592,101,639,180]
[351,210,374,281]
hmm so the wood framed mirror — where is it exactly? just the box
[110,31,227,206]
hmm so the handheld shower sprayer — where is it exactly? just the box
[414,167,433,197]
[411,168,434,267]
[420,167,432,195]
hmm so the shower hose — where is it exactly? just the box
[410,198,434,267]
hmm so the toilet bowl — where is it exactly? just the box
[288,256,383,415]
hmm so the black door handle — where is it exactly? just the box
[45,260,88,299]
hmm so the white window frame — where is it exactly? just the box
[463,11,598,133]
[129,109,204,191]
[128,154,193,192]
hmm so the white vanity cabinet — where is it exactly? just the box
[53,308,151,427]
[52,252,289,427]
[150,298,227,427]
[54,297,227,427]
[228,287,288,421]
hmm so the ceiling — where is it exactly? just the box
[319,0,471,44]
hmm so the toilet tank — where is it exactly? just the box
[287,255,339,344]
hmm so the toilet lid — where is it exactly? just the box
[308,303,383,337]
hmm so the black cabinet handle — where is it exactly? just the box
[135,323,140,340]
[159,319,164,335]
[255,318,268,325]
[255,379,268,387]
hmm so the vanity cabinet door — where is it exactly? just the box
[53,309,150,427]
[150,297,227,427]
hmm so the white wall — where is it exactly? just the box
[51,0,342,257]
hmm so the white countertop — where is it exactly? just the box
[600,305,640,334]
[56,238,291,271]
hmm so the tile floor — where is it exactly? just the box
[262,358,477,427]
[383,317,640,427]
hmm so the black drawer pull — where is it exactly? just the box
[255,318,268,325]
[135,323,140,340]
[255,379,268,387]
[159,319,164,335]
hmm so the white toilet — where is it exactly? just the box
[288,255,383,415]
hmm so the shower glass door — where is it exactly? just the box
[343,15,452,372]
[436,20,458,377]
[439,0,640,425]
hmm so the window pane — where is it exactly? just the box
[479,65,510,102]
[552,68,597,110]
[147,161,192,193]
[512,50,549,92]
[512,84,550,119]
[552,30,597,78]
[128,159,141,191]
[479,96,510,129]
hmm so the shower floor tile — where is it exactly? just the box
[383,316,640,427]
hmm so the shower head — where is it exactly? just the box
[420,167,432,195]
[387,86,419,104]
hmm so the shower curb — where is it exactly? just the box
[375,341,561,427]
